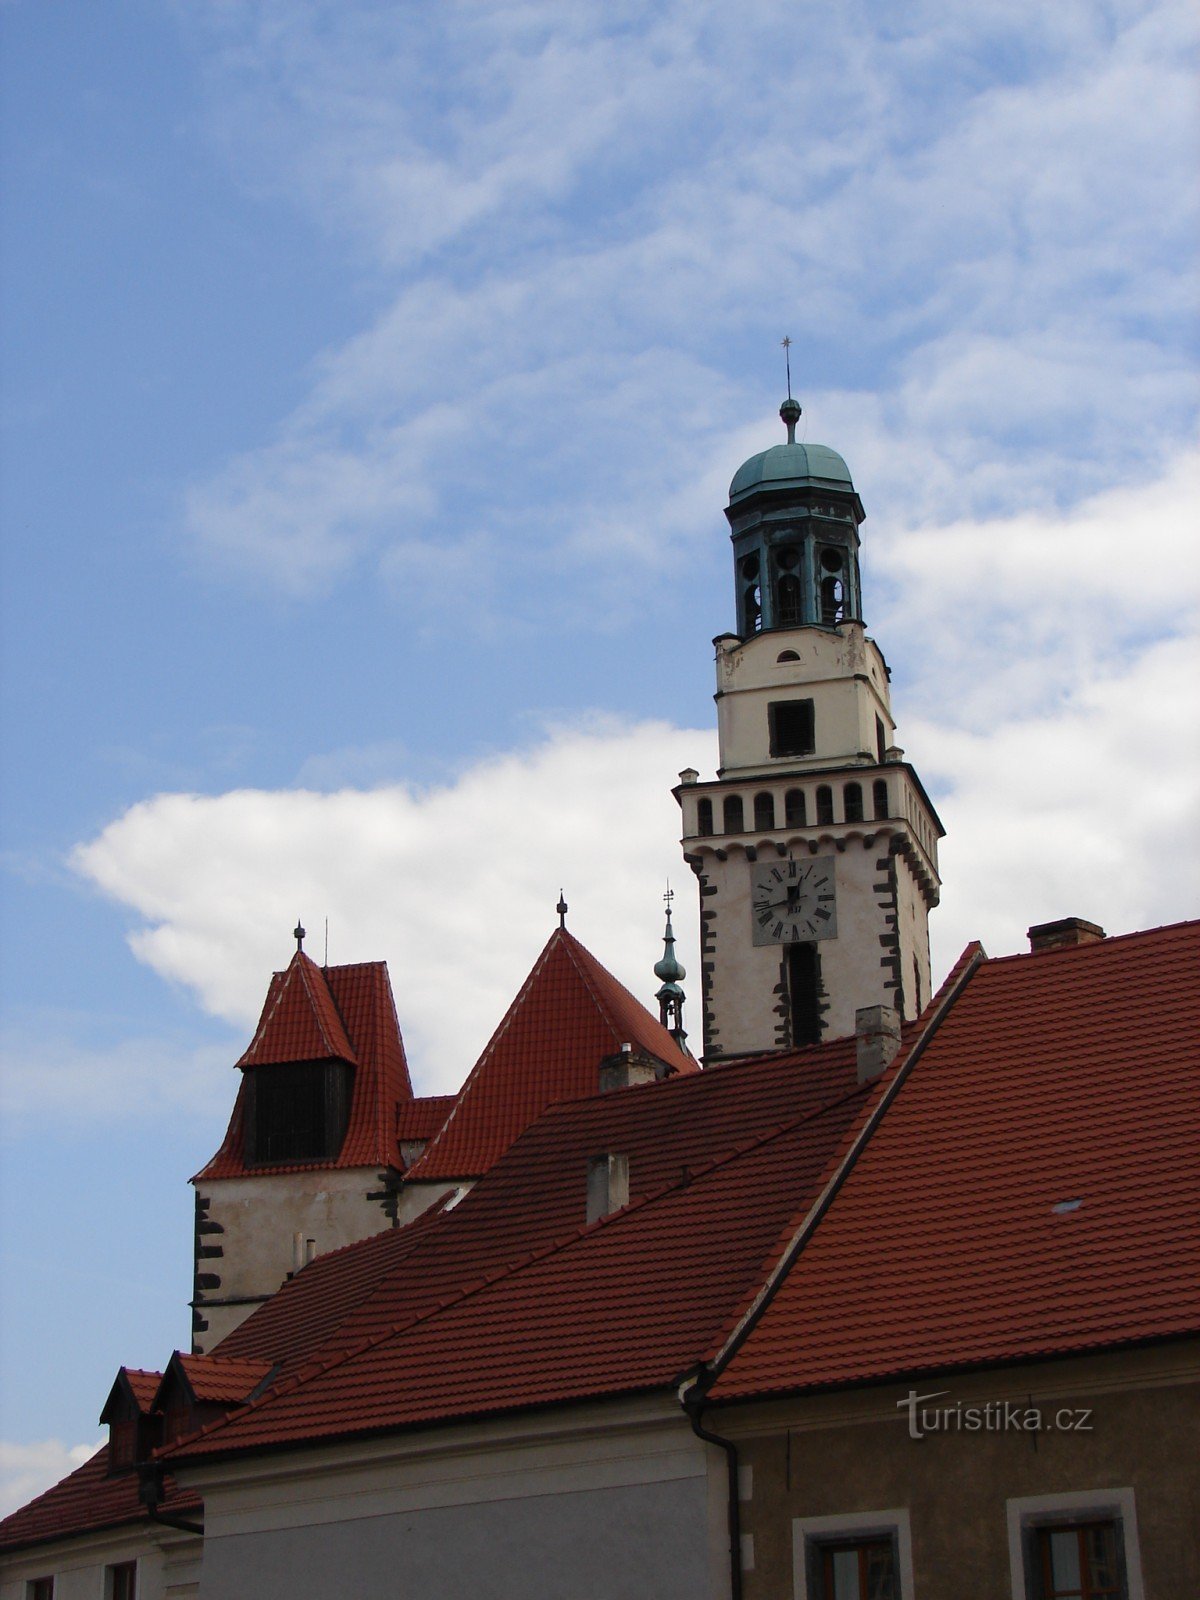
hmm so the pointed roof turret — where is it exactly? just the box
[196,952,415,1181]
[407,927,697,1184]
[654,887,688,1053]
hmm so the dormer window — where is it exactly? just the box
[246,1059,353,1165]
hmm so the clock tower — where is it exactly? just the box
[676,398,943,1059]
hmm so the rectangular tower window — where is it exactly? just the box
[246,1060,354,1165]
[769,699,815,758]
[876,716,887,763]
[787,943,821,1046]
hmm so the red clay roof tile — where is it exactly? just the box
[709,920,1200,1400]
[0,1447,199,1554]
[196,956,414,1180]
[407,928,696,1183]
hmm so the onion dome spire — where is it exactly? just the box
[654,885,688,1052]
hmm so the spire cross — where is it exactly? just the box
[663,882,674,915]
[556,890,568,930]
[293,919,306,952]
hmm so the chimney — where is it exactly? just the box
[856,1005,901,1083]
[1027,917,1106,954]
[587,1153,630,1224]
[599,1043,660,1093]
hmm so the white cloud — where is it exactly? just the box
[0,1440,103,1521]
[73,721,713,1093]
[74,450,1200,1088]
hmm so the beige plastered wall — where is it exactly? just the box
[717,1341,1200,1600]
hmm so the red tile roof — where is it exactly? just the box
[196,956,414,1180]
[163,1353,275,1406]
[396,1095,455,1143]
[212,1043,862,1381]
[165,1058,868,1460]
[708,920,1200,1401]
[0,1448,200,1554]
[407,928,697,1183]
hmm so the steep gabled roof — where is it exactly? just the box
[0,1448,200,1554]
[196,956,414,1180]
[99,1366,162,1422]
[709,919,1200,1401]
[157,1353,275,1408]
[235,951,356,1068]
[407,928,696,1183]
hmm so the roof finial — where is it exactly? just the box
[293,919,306,953]
[654,881,688,1050]
[557,890,568,930]
[780,337,802,444]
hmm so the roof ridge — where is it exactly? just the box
[984,918,1199,966]
[694,941,988,1392]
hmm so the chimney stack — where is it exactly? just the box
[856,1005,901,1083]
[1027,917,1106,954]
[587,1153,630,1224]
[599,1043,661,1092]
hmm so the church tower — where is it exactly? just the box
[676,397,943,1059]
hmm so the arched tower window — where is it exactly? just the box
[739,553,762,635]
[819,548,845,625]
[723,795,744,834]
[753,792,774,830]
[785,788,806,826]
[873,779,889,820]
[844,782,863,823]
[816,785,834,826]
[774,545,802,627]
[697,798,714,837]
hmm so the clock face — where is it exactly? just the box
[750,856,837,945]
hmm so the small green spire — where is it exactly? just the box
[653,885,686,984]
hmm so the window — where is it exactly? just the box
[843,782,863,823]
[776,572,802,626]
[1035,1524,1122,1599]
[873,779,889,820]
[785,788,807,826]
[816,1539,895,1599]
[107,1563,137,1600]
[875,715,887,762]
[816,785,834,825]
[697,797,714,837]
[754,792,775,830]
[787,943,821,1046]
[769,699,815,758]
[740,552,762,635]
[27,1581,54,1600]
[723,795,744,834]
[246,1059,354,1165]
[795,1510,913,1600]
[1008,1489,1144,1600]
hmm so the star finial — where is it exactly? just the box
[781,335,793,399]
[556,890,568,930]
[293,919,306,952]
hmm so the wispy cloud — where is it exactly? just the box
[174,1,1196,607]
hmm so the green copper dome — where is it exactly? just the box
[728,440,855,506]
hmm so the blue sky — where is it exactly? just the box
[1,0,1196,1512]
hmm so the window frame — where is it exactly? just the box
[793,1509,914,1600]
[1006,1489,1144,1600]
[769,698,816,759]
[27,1580,54,1600]
[106,1560,138,1600]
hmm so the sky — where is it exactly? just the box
[0,0,1196,1516]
